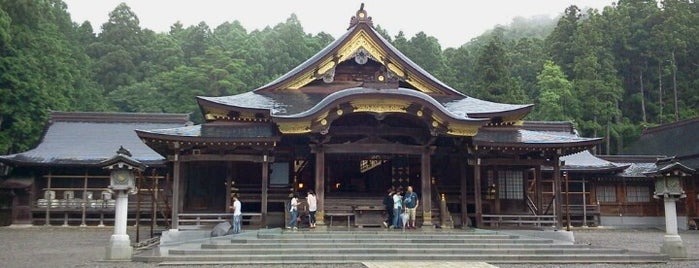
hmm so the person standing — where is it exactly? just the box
[307,190,317,228]
[230,195,242,234]
[391,187,403,229]
[287,192,299,230]
[382,188,395,228]
[403,186,419,229]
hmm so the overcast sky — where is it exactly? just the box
[63,0,616,48]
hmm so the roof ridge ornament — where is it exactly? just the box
[348,3,373,29]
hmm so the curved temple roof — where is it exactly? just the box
[195,5,533,131]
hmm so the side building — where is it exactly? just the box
[0,111,191,226]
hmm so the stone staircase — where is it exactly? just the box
[133,228,668,265]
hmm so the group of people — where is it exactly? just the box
[231,186,415,233]
[287,190,317,230]
[383,185,419,229]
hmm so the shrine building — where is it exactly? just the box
[134,5,602,229]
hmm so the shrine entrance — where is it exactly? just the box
[324,153,421,197]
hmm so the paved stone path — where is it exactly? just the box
[364,262,497,268]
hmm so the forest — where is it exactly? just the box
[0,0,697,156]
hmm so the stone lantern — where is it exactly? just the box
[646,157,695,259]
[100,146,145,261]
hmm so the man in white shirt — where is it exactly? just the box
[230,195,242,234]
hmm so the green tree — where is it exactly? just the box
[546,5,581,76]
[473,37,529,104]
[533,61,576,121]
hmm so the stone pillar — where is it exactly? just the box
[421,148,432,227]
[105,190,132,260]
[314,147,325,225]
[660,197,687,258]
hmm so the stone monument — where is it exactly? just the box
[647,157,695,259]
[100,146,145,261]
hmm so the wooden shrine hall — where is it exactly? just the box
[135,5,603,230]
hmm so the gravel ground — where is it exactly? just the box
[0,226,697,268]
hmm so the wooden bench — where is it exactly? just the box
[325,205,355,228]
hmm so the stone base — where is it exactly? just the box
[105,234,132,260]
[660,235,687,259]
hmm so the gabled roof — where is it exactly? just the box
[0,112,190,167]
[194,4,533,134]
[249,5,463,95]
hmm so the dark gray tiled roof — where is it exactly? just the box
[438,96,532,117]
[0,112,189,166]
[615,162,658,178]
[473,128,601,146]
[622,117,699,169]
[140,124,277,139]
[559,150,628,171]
[200,88,528,120]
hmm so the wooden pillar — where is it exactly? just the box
[473,158,483,227]
[553,155,563,229]
[81,170,88,227]
[535,166,543,215]
[314,147,325,225]
[45,171,52,226]
[261,155,269,227]
[459,152,469,228]
[171,156,181,230]
[226,163,232,212]
[421,147,433,227]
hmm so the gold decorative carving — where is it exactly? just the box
[277,122,312,134]
[351,100,410,113]
[386,63,405,78]
[204,110,229,121]
[275,28,446,94]
[447,124,480,136]
[317,61,336,76]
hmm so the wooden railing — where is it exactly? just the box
[482,214,557,228]
[177,213,262,230]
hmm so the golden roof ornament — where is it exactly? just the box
[348,3,373,29]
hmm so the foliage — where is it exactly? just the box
[0,1,697,156]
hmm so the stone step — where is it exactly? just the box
[257,232,519,240]
[132,229,669,265]
[226,237,554,244]
[136,252,667,263]
[202,242,581,250]
[169,247,629,255]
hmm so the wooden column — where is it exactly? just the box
[421,147,433,227]
[261,155,269,227]
[226,163,232,212]
[171,156,181,230]
[314,147,325,225]
[459,152,469,228]
[473,158,483,227]
[535,166,543,215]
[553,155,563,229]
